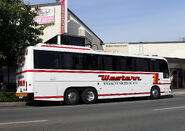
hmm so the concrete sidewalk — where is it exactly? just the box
[0,102,26,107]
[171,88,185,95]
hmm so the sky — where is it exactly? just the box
[24,0,185,43]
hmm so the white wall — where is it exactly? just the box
[104,42,185,69]
[129,42,185,59]
[103,43,129,53]
[33,4,103,50]
[38,5,61,42]
[67,10,103,50]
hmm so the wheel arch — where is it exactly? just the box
[151,85,160,92]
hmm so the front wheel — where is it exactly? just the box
[81,88,97,104]
[150,87,160,99]
[64,89,80,105]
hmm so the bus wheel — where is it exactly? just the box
[64,89,80,105]
[150,87,160,99]
[81,88,97,104]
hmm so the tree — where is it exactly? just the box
[0,0,44,66]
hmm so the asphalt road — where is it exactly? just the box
[0,93,185,131]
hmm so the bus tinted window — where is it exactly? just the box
[135,58,150,72]
[85,54,98,70]
[150,59,160,72]
[60,53,74,69]
[34,50,59,69]
[103,56,113,71]
[97,55,103,70]
[34,50,169,76]
[73,53,85,70]
[112,56,121,71]
[120,57,127,71]
[91,54,98,70]
[126,57,135,71]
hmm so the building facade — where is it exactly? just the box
[0,1,103,91]
[32,2,103,50]
[104,41,185,88]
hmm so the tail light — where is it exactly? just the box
[18,80,28,91]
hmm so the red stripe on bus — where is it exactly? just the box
[156,83,171,85]
[98,92,150,96]
[17,70,170,85]
[98,92,165,97]
[16,70,157,75]
[34,92,166,100]
[34,96,64,99]
[41,45,91,51]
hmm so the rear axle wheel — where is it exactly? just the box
[81,88,97,104]
[64,89,80,105]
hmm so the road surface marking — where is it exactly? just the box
[0,120,48,125]
[154,106,185,111]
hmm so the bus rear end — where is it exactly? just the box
[16,47,34,100]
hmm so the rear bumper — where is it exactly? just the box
[161,89,172,96]
[16,93,34,101]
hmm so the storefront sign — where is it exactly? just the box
[34,7,55,24]
[61,0,68,34]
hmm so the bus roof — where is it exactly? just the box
[31,43,166,61]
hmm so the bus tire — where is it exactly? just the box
[81,88,97,104]
[64,88,80,105]
[150,87,160,99]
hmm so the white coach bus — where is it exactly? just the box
[16,43,171,105]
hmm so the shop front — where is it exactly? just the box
[171,69,185,89]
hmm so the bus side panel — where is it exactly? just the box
[131,74,154,93]
[98,74,133,96]
[98,74,154,99]
[33,72,59,101]
[56,73,102,98]
[34,82,59,101]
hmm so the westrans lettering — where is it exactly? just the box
[98,75,142,81]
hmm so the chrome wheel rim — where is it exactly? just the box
[152,89,159,97]
[68,92,78,102]
[87,91,95,102]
